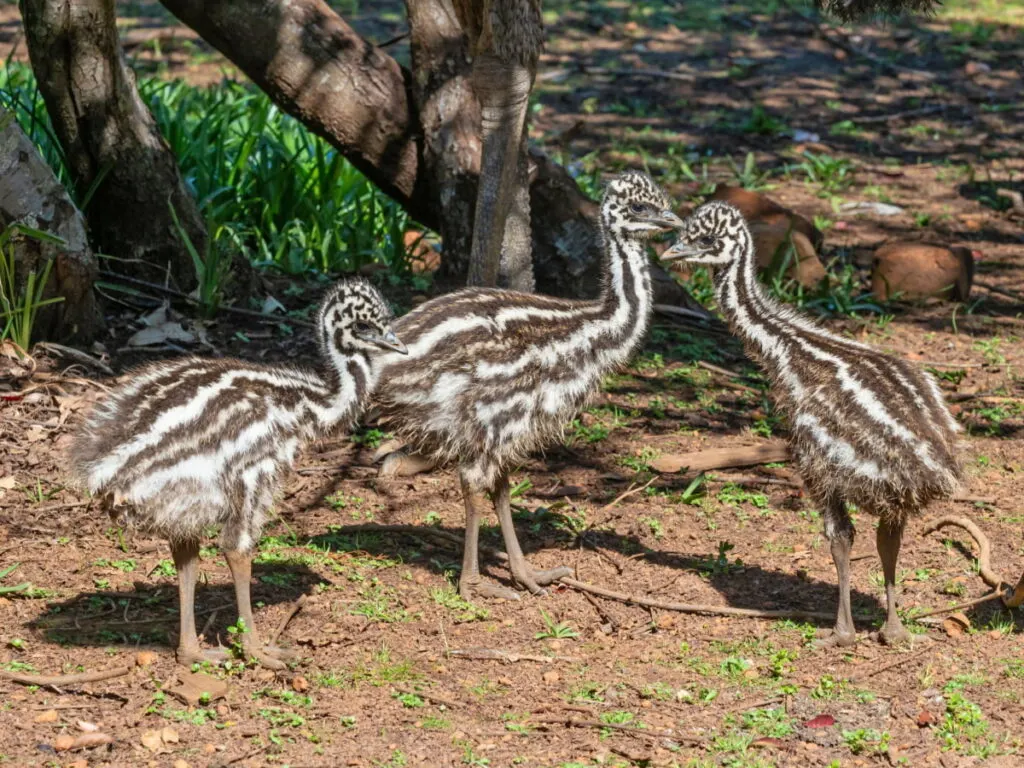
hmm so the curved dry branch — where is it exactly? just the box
[559,577,835,622]
[921,515,1023,607]
[0,665,133,687]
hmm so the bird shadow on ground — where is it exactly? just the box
[23,561,326,651]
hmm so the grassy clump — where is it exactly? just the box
[0,64,420,280]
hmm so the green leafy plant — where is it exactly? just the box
[535,609,578,640]
[0,224,66,352]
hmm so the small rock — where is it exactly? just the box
[203,744,217,754]
[964,61,991,76]
[917,709,936,727]
[541,670,560,684]
[34,709,59,724]
[161,727,180,745]
[871,242,973,302]
[65,761,88,768]
[291,675,310,692]
[53,734,76,752]
[942,612,970,638]
[173,760,190,768]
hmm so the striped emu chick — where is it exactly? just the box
[663,202,963,646]
[70,280,406,668]
[374,172,683,600]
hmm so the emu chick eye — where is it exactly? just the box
[354,322,372,334]
[698,235,716,248]
[629,202,645,214]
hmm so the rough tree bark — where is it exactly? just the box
[156,0,699,308]
[21,0,206,289]
[0,107,102,342]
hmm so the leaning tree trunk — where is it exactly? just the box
[21,0,206,290]
[0,107,102,342]
[156,0,700,309]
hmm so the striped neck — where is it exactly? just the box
[313,345,375,434]
[595,220,655,353]
[710,226,783,356]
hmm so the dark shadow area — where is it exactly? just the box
[24,563,327,651]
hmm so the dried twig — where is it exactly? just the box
[393,686,463,709]
[849,105,946,124]
[850,646,934,683]
[559,577,834,621]
[597,476,657,515]
[912,590,1006,620]
[98,271,313,328]
[0,665,133,687]
[974,280,1024,305]
[270,594,308,645]
[446,647,579,663]
[530,713,703,744]
[33,342,114,376]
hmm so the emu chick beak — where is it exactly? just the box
[660,241,703,263]
[653,209,686,231]
[374,329,408,355]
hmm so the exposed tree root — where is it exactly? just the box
[558,577,835,622]
[650,442,790,474]
[0,665,133,687]
[922,515,1024,608]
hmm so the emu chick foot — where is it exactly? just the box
[459,574,522,602]
[176,645,231,668]
[508,561,573,596]
[812,628,858,650]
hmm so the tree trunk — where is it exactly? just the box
[21,0,206,290]
[404,0,479,287]
[0,106,102,342]
[157,0,699,309]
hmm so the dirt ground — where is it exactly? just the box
[2,2,1024,767]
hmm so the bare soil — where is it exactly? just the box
[2,2,1024,767]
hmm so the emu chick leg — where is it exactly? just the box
[876,519,913,645]
[224,549,295,669]
[818,500,857,648]
[458,470,519,601]
[493,472,571,595]
[172,539,228,666]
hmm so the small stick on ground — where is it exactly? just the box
[446,647,579,663]
[270,594,308,645]
[850,646,934,683]
[912,590,1006,620]
[696,360,761,394]
[34,342,115,376]
[597,476,657,514]
[530,713,703,745]
[559,577,834,621]
[0,665,133,687]
[393,686,463,709]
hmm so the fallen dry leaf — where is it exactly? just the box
[161,726,180,744]
[53,734,75,752]
[68,732,113,750]
[943,613,970,638]
[76,720,99,732]
[291,675,309,692]
[917,709,936,727]
[804,714,836,729]
[0,476,17,490]
[135,650,158,667]
[141,729,169,753]
[167,670,229,706]
[173,760,190,768]
[33,709,58,723]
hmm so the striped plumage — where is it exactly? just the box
[70,279,405,668]
[663,202,964,646]
[373,171,683,599]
